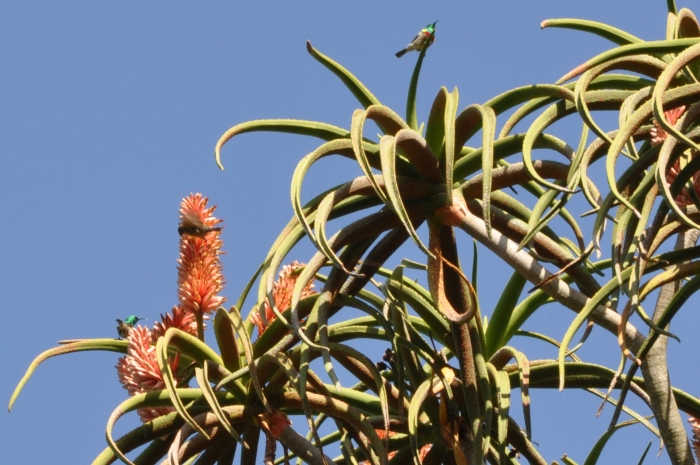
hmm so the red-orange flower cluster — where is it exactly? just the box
[115,193,227,423]
[116,306,201,422]
[116,324,181,422]
[650,106,700,207]
[151,306,198,340]
[689,415,700,463]
[665,151,700,208]
[251,261,316,337]
[650,106,686,146]
[177,194,226,315]
[358,429,431,464]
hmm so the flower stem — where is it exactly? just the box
[196,312,205,342]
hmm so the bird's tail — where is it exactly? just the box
[395,49,408,58]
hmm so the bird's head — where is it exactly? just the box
[124,315,143,326]
[426,20,438,33]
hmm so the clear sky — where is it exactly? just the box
[2,2,699,463]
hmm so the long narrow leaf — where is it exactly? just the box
[541,18,643,46]
[557,38,700,83]
[306,41,381,110]
[380,135,433,258]
[215,120,353,170]
[9,338,127,411]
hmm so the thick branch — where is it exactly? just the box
[455,205,645,352]
[640,229,699,465]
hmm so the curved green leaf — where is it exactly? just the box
[442,87,459,200]
[557,38,700,84]
[224,306,270,411]
[351,109,390,205]
[194,364,242,444]
[291,139,359,255]
[9,339,127,412]
[306,41,381,110]
[215,120,354,170]
[425,87,448,155]
[408,377,434,465]
[541,18,643,46]
[582,418,646,465]
[214,308,241,373]
[523,90,632,193]
[395,128,442,182]
[484,271,527,357]
[380,135,433,258]
[156,331,211,441]
[314,190,361,275]
[558,266,633,390]
[454,104,496,236]
[329,343,390,436]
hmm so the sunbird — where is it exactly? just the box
[116,315,143,339]
[395,21,438,58]
[178,212,222,238]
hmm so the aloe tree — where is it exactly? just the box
[9,3,700,464]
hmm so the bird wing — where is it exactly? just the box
[407,32,421,46]
[181,211,207,229]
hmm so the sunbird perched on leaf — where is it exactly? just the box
[395,21,438,58]
[116,315,143,339]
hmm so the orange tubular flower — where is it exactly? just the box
[177,194,226,316]
[116,325,181,423]
[689,415,700,463]
[665,152,700,208]
[151,306,198,340]
[650,105,686,146]
[114,194,226,423]
[650,106,700,207]
[251,261,316,337]
[358,429,431,464]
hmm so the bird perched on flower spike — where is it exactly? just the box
[178,211,222,238]
[116,315,143,339]
[396,21,438,58]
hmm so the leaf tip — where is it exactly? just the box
[556,62,587,85]
[214,145,225,171]
[540,20,549,29]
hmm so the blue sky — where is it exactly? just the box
[2,2,699,463]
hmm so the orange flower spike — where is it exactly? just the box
[178,193,224,239]
[689,415,700,462]
[116,326,164,395]
[650,105,686,146]
[176,194,226,340]
[358,435,398,464]
[115,325,180,423]
[664,150,700,207]
[649,106,700,207]
[151,306,199,340]
[251,261,316,337]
